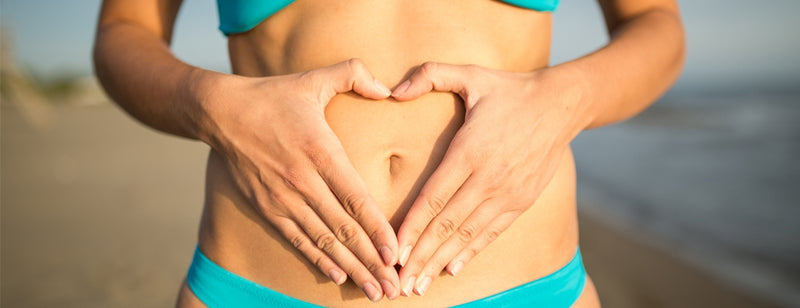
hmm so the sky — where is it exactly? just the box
[1,0,799,95]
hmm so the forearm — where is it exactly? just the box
[555,7,686,130]
[93,20,219,141]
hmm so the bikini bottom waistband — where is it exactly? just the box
[187,245,587,307]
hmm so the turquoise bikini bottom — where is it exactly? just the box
[187,245,586,307]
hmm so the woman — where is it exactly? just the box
[94,0,684,306]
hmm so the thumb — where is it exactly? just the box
[319,58,392,100]
[391,62,470,101]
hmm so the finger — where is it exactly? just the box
[411,199,506,296]
[396,146,471,267]
[287,200,389,302]
[311,140,400,268]
[299,173,401,300]
[391,62,473,101]
[445,211,519,277]
[317,58,392,100]
[267,215,348,285]
[397,177,486,296]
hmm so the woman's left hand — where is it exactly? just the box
[391,62,592,296]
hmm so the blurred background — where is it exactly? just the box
[1,0,798,307]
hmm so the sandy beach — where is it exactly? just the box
[0,104,781,307]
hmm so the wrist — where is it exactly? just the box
[180,68,235,147]
[535,64,595,136]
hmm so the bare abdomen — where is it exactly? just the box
[195,1,582,306]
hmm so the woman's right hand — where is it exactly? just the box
[197,59,400,301]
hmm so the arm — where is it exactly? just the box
[93,0,402,301]
[93,0,206,139]
[567,0,686,129]
[391,0,685,296]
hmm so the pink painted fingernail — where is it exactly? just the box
[398,245,412,266]
[402,276,416,296]
[415,276,432,296]
[392,80,411,97]
[381,279,399,300]
[380,246,395,266]
[363,282,382,302]
[449,261,464,276]
[328,269,346,285]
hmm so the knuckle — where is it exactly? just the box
[485,228,502,243]
[334,223,361,245]
[456,223,478,243]
[498,163,514,180]
[347,57,366,68]
[465,144,487,162]
[303,140,333,167]
[290,235,306,250]
[421,193,447,217]
[506,182,527,199]
[315,232,339,253]
[346,58,368,77]
[405,224,425,239]
[434,218,457,240]
[267,190,294,212]
[464,247,479,259]
[312,255,326,269]
[420,61,438,76]
[464,64,482,77]
[296,69,315,84]
[366,229,381,244]
[365,260,382,274]
[484,176,505,192]
[508,208,526,217]
[340,192,369,217]
[297,69,325,93]
[281,167,305,191]
[259,205,285,222]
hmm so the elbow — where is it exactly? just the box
[92,13,120,82]
[660,7,687,83]
[92,30,106,84]
[663,8,687,92]
[645,7,687,84]
[92,23,117,104]
[607,6,687,85]
[627,7,687,91]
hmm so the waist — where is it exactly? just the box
[197,109,580,306]
[203,4,568,303]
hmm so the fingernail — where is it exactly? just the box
[449,261,464,276]
[380,246,395,266]
[415,276,431,296]
[328,269,346,285]
[398,245,412,266]
[374,78,392,96]
[392,80,411,97]
[363,282,382,302]
[380,280,399,300]
[402,276,416,296]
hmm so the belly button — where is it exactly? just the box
[388,154,401,177]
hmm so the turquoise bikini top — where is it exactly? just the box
[217,0,559,35]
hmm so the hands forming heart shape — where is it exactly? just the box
[204,59,590,301]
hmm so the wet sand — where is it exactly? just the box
[0,105,780,307]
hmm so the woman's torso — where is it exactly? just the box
[198,0,581,306]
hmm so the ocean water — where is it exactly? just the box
[572,92,800,306]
